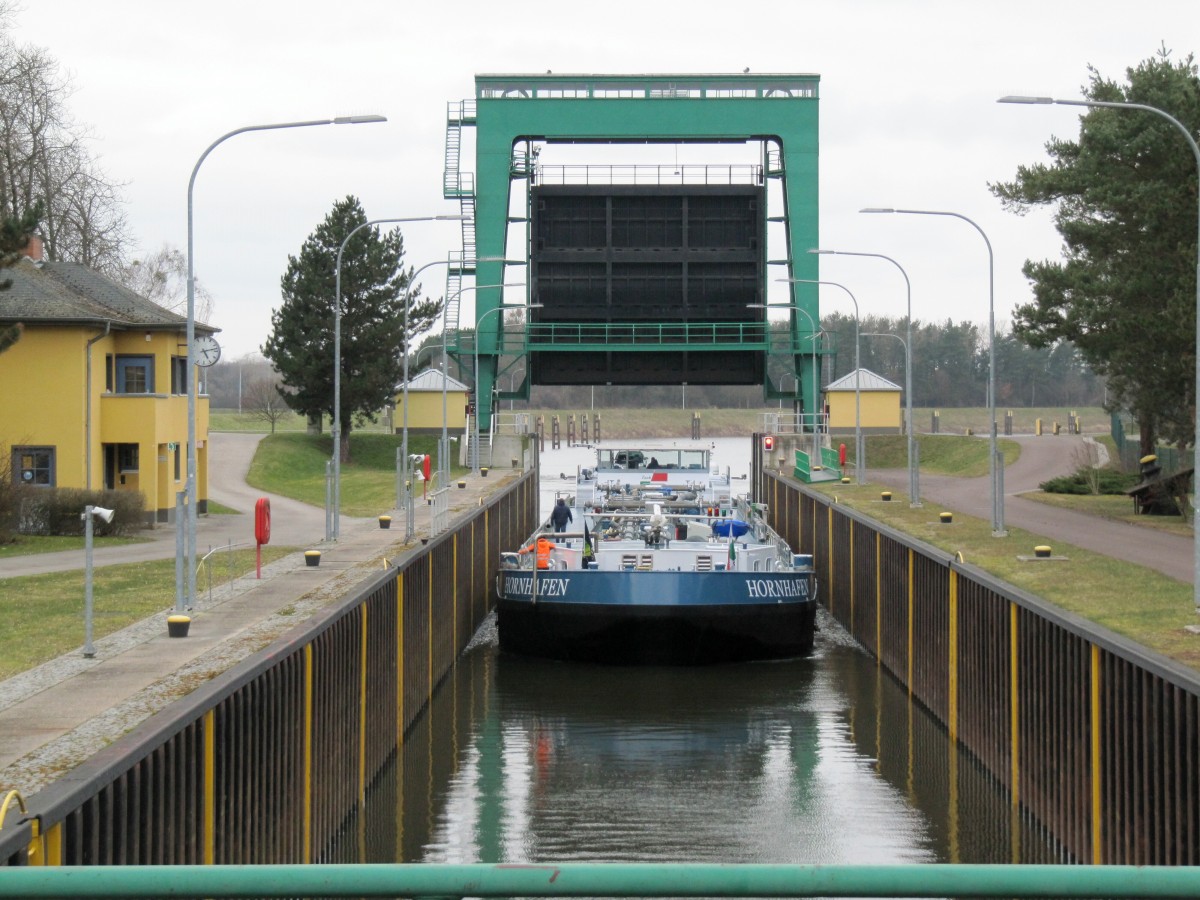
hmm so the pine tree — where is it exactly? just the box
[991,48,1200,454]
[0,205,41,355]
[262,196,441,461]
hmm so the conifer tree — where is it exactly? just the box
[0,204,40,355]
[262,196,441,461]
[991,48,1200,455]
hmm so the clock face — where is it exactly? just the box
[194,335,221,367]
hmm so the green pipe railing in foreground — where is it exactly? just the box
[0,864,1198,898]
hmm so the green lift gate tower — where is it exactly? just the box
[442,73,820,445]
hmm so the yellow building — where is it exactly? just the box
[824,368,903,434]
[393,368,470,435]
[0,245,218,525]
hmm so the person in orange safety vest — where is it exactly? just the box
[519,536,554,569]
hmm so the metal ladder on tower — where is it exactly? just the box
[443,100,477,341]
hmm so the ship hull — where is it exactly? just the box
[496,570,817,665]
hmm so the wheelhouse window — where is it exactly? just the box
[12,446,55,486]
[115,356,154,393]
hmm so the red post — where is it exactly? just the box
[838,442,847,467]
[254,498,271,579]
[422,454,431,499]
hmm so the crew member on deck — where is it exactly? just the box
[519,536,554,569]
[551,498,573,533]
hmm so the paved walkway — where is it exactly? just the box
[866,433,1193,584]
[1,433,334,579]
[0,434,521,794]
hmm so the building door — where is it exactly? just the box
[103,445,116,490]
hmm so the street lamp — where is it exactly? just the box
[1000,93,1200,604]
[861,207,1004,535]
[747,302,822,463]
[473,295,538,475]
[330,216,467,541]
[779,278,862,483]
[810,248,919,506]
[82,504,115,659]
[184,113,386,608]
[440,283,521,485]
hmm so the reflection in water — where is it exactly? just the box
[347,612,1057,866]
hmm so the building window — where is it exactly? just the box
[12,446,55,486]
[116,356,154,393]
[174,444,181,481]
[117,443,139,472]
[105,354,113,391]
[171,356,188,395]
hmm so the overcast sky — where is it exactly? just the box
[10,1,1194,359]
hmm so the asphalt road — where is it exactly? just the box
[868,434,1193,584]
[1,433,330,579]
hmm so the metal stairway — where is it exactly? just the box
[443,101,477,339]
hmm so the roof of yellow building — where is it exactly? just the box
[0,258,218,333]
[825,368,901,392]
[400,368,470,392]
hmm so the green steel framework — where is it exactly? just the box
[447,73,821,431]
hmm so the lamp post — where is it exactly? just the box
[747,302,822,461]
[440,283,521,485]
[330,216,467,542]
[778,278,862,483]
[82,504,114,659]
[810,248,918,506]
[1000,93,1200,604]
[473,295,538,475]
[184,113,385,608]
[860,331,916,500]
[861,207,1004,535]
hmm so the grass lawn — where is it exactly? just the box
[0,534,149,559]
[813,479,1199,670]
[0,546,296,680]
[852,433,1022,477]
[247,432,465,516]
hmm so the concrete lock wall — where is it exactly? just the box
[0,471,538,867]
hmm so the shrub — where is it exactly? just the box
[18,488,146,536]
[1040,468,1137,495]
[0,458,23,545]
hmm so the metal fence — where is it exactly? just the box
[0,471,538,867]
[757,465,1200,865]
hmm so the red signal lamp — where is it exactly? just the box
[763,435,775,451]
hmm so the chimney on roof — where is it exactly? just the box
[22,234,43,262]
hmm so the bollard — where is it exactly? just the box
[881,491,892,502]
[1034,545,1052,558]
[939,512,953,524]
[481,467,489,478]
[167,614,191,638]
[841,476,851,484]
[304,550,321,567]
[457,480,467,489]
[378,516,391,530]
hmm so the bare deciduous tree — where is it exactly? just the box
[118,243,214,322]
[0,27,130,274]
[243,376,289,434]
